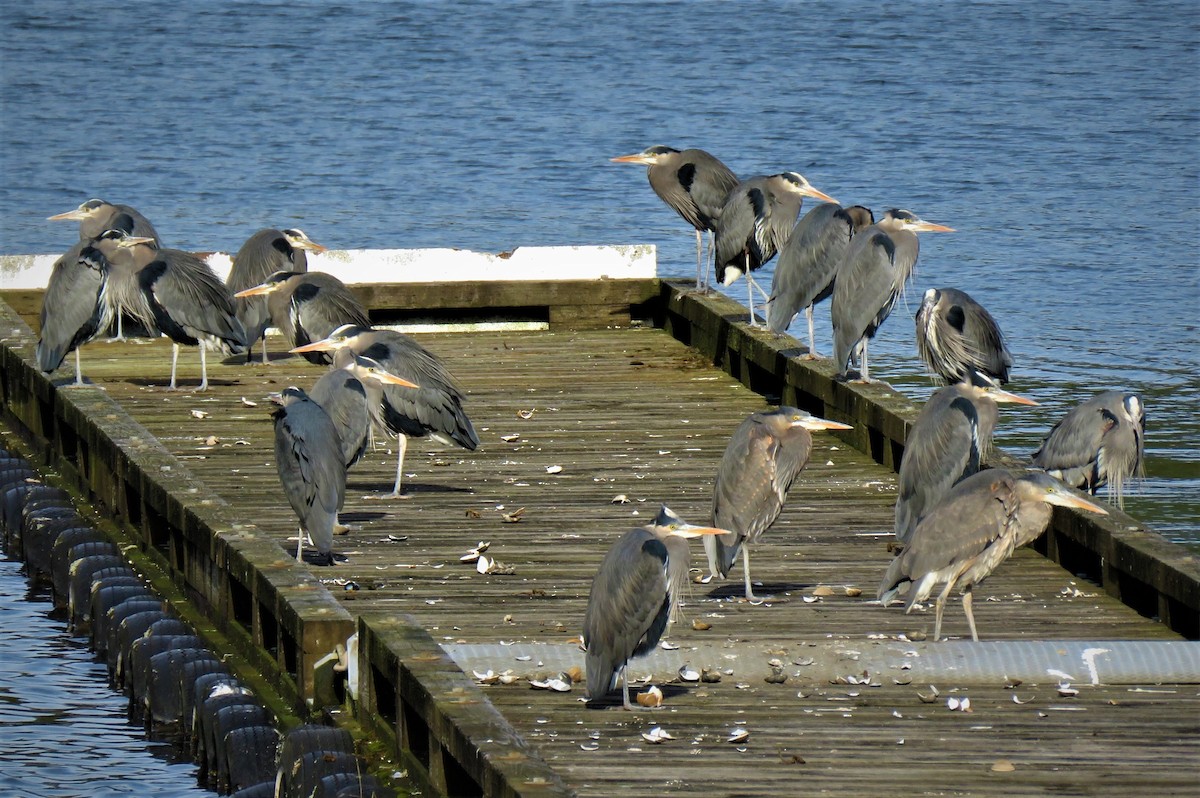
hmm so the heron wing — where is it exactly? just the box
[292,274,372,346]
[361,331,479,450]
[680,149,740,227]
[648,159,704,231]
[714,182,760,273]
[1031,398,1109,486]
[583,529,670,696]
[37,242,103,372]
[144,250,246,348]
[831,227,895,369]
[272,399,347,519]
[309,371,371,469]
[768,203,853,332]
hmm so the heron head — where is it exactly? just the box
[289,323,367,354]
[777,172,838,204]
[881,208,954,233]
[47,198,109,222]
[649,505,731,539]
[281,228,327,253]
[610,145,678,166]
[93,229,156,250]
[233,270,297,298]
[965,373,1038,406]
[352,354,419,389]
[1020,472,1108,515]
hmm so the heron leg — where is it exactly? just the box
[385,435,409,498]
[804,305,822,359]
[744,256,759,326]
[169,343,180,390]
[296,526,304,560]
[621,666,635,711]
[743,546,761,602]
[107,314,126,342]
[703,231,715,292]
[260,336,269,365]
[932,577,956,641]
[694,228,704,290]
[962,588,979,642]
[198,346,209,391]
[74,348,84,386]
[859,340,871,383]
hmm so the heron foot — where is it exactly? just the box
[365,491,413,500]
[105,335,128,343]
[799,351,822,361]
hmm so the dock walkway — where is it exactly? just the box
[2,280,1197,797]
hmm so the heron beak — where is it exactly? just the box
[371,371,419,389]
[989,388,1039,406]
[47,209,88,221]
[290,338,341,353]
[913,220,955,233]
[1044,490,1109,515]
[233,283,277,298]
[291,237,327,253]
[670,524,735,540]
[610,153,654,165]
[799,185,838,204]
[120,235,157,247]
[796,417,854,431]
[266,391,284,405]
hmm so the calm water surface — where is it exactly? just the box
[0,1,1195,546]
[0,553,214,798]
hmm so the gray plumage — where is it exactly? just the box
[293,324,478,497]
[879,469,1107,641]
[308,348,374,470]
[610,146,739,288]
[272,387,346,566]
[705,408,851,601]
[36,240,103,384]
[895,383,999,544]
[227,228,323,362]
[831,209,953,381]
[915,287,1012,384]
[241,271,370,365]
[48,199,162,341]
[766,203,874,353]
[86,231,247,390]
[1032,391,1145,508]
[583,506,712,709]
[714,173,837,324]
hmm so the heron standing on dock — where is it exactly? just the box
[583,505,728,709]
[233,271,370,364]
[84,230,247,390]
[894,376,1038,545]
[36,240,103,386]
[705,407,852,601]
[831,209,954,382]
[715,173,838,326]
[915,287,1012,385]
[878,469,1108,641]
[48,198,161,341]
[271,387,347,566]
[291,324,478,498]
[1032,391,1145,508]
[610,146,740,290]
[227,228,326,363]
[766,202,874,354]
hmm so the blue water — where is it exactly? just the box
[0,1,1196,546]
[0,553,214,798]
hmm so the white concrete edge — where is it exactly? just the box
[0,244,657,290]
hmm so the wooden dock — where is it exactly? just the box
[2,278,1198,798]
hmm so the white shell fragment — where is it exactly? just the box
[530,676,572,692]
[500,434,520,442]
[473,670,499,685]
[546,465,563,474]
[240,397,257,407]
[579,742,599,751]
[727,727,750,744]
[947,697,972,712]
[660,640,680,651]
[641,726,674,744]
[476,555,491,574]
[1057,684,1080,697]
[611,494,630,504]
[636,685,664,708]
[678,665,700,682]
[190,409,210,419]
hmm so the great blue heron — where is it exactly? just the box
[766,203,875,354]
[894,377,1038,545]
[84,230,247,390]
[308,349,419,531]
[227,228,326,363]
[831,209,954,382]
[705,408,852,601]
[48,198,161,340]
[233,270,370,364]
[291,324,478,498]
[271,387,347,566]
[583,505,728,709]
[915,287,1012,385]
[610,146,740,289]
[878,468,1107,641]
[714,173,838,326]
[1032,391,1145,508]
[36,240,103,385]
